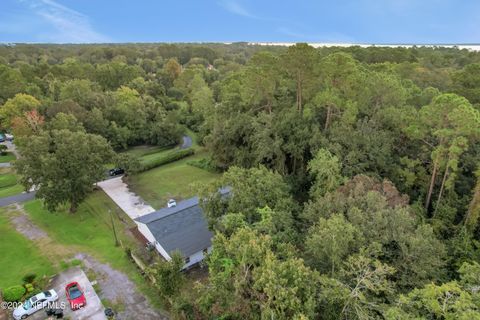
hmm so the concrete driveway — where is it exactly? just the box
[97,177,155,219]
[26,267,106,320]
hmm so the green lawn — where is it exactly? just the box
[0,152,16,163]
[0,213,55,289]
[23,192,137,270]
[128,151,221,209]
[0,170,24,198]
[21,192,163,309]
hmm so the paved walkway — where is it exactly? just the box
[0,191,36,207]
[97,177,155,219]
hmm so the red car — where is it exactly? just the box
[65,282,87,310]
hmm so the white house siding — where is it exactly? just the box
[136,222,171,261]
[184,246,212,269]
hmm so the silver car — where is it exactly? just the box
[13,289,59,320]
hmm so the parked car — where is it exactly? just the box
[167,199,177,208]
[0,134,5,142]
[65,282,86,310]
[13,290,58,320]
[108,168,125,176]
[5,133,13,141]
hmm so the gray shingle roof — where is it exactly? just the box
[135,196,213,257]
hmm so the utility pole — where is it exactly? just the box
[109,209,119,247]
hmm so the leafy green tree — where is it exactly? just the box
[316,52,361,130]
[58,79,101,109]
[306,214,360,275]
[0,93,41,129]
[46,113,84,132]
[245,51,279,113]
[339,254,395,320]
[199,166,296,242]
[281,43,319,112]
[96,61,144,90]
[163,58,182,83]
[253,252,319,319]
[114,153,141,176]
[0,64,25,102]
[466,169,480,232]
[386,281,480,319]
[304,176,445,289]
[16,129,114,213]
[11,109,44,142]
[408,93,480,211]
[148,251,185,304]
[308,148,345,198]
[452,63,480,104]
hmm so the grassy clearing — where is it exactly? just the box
[128,150,221,209]
[23,192,137,270]
[0,212,55,289]
[0,152,15,163]
[0,168,24,198]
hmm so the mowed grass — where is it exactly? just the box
[0,169,24,198]
[128,151,221,209]
[0,212,55,289]
[0,152,15,163]
[23,191,137,271]
[22,191,164,309]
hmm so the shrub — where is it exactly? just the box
[140,145,174,157]
[2,285,26,302]
[24,288,41,300]
[187,158,221,173]
[139,148,194,172]
[22,273,37,284]
[0,145,7,155]
[24,284,34,293]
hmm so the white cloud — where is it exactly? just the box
[18,0,110,43]
[218,0,257,18]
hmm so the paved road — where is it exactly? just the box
[0,162,11,167]
[181,135,193,149]
[0,191,36,207]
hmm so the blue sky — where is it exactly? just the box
[0,0,479,44]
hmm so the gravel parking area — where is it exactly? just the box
[75,253,166,320]
[26,267,106,320]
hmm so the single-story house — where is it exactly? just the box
[134,189,229,269]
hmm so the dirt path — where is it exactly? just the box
[5,204,166,320]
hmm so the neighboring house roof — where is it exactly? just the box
[135,196,212,257]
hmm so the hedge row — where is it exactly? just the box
[186,158,221,173]
[139,144,176,157]
[139,148,194,172]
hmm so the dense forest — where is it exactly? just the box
[1,43,480,318]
